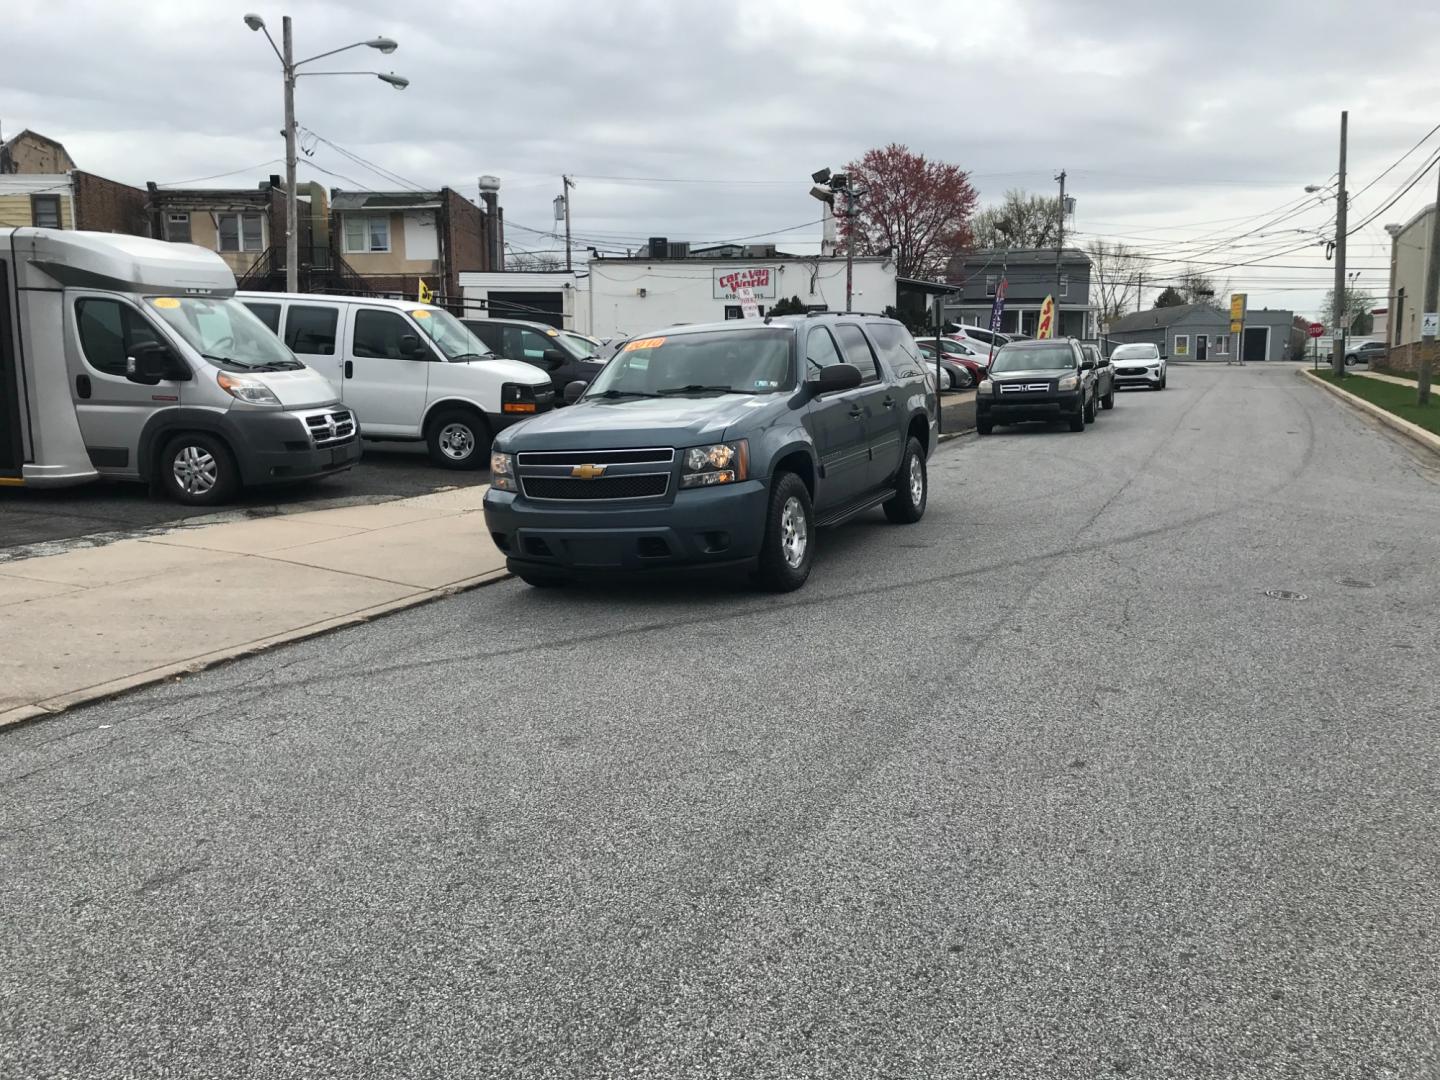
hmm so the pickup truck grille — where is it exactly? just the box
[302,408,357,448]
[522,474,669,500]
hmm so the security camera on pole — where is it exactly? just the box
[809,167,861,311]
[243,13,408,293]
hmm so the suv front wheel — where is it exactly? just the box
[755,472,814,592]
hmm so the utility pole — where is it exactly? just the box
[562,175,574,272]
[1332,111,1348,377]
[1136,271,1143,314]
[1055,169,1067,333]
[282,16,298,293]
[845,183,855,311]
[1419,157,1440,404]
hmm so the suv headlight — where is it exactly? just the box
[977,379,994,395]
[216,371,280,406]
[1057,373,1079,391]
[680,440,748,489]
[490,451,517,491]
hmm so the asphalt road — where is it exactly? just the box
[4,365,1439,1078]
[0,441,486,553]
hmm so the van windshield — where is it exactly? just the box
[409,308,493,362]
[147,296,302,370]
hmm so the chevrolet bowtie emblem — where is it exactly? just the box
[571,464,606,479]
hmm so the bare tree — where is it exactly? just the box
[1177,267,1229,309]
[507,248,565,272]
[971,190,1062,250]
[1087,240,1142,326]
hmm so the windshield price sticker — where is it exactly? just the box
[410,310,432,319]
[624,337,667,352]
[150,297,181,309]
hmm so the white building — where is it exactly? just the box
[461,257,899,339]
[586,256,897,339]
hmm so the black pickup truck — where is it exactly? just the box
[484,314,938,591]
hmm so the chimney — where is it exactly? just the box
[478,175,502,271]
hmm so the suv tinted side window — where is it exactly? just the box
[805,326,844,375]
[75,298,163,377]
[865,321,922,377]
[467,322,502,354]
[284,305,338,356]
[832,324,879,383]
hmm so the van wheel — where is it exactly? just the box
[883,437,927,524]
[159,432,239,506]
[755,472,813,592]
[425,408,490,470]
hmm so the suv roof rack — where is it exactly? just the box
[802,309,888,319]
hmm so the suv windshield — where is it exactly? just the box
[410,308,493,361]
[585,328,794,397]
[146,296,301,370]
[990,343,1076,372]
[1111,344,1160,360]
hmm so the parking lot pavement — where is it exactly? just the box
[3,365,1439,1078]
[0,442,487,554]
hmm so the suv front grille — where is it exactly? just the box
[522,474,669,500]
[517,447,674,466]
[303,409,357,448]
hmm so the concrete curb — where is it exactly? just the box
[1298,369,1440,457]
[0,567,510,733]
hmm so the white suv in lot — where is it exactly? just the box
[1109,342,1167,390]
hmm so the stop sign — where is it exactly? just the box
[1308,323,1325,339]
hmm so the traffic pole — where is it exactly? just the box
[1417,153,1440,405]
[1332,111,1349,378]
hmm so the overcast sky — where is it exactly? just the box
[6,0,1439,319]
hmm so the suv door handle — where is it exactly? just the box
[75,374,91,399]
[882,396,896,410]
[848,406,864,420]
[344,360,354,378]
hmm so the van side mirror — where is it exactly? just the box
[398,333,422,359]
[563,379,588,404]
[809,362,862,395]
[126,341,184,384]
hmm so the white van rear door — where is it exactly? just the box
[342,307,431,437]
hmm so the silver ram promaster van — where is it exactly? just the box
[0,228,359,505]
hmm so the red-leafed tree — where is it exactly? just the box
[838,144,979,280]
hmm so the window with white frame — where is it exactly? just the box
[1215,333,1229,353]
[216,212,264,253]
[343,214,391,254]
[1059,273,1069,298]
[1173,334,1190,356]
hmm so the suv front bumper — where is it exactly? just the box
[1113,366,1162,386]
[484,479,769,574]
[977,389,1081,423]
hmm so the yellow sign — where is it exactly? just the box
[151,297,181,309]
[1230,320,1243,333]
[623,336,667,351]
[1035,295,1056,339]
[1229,293,1246,320]
[417,278,433,304]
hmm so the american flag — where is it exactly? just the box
[989,277,1009,332]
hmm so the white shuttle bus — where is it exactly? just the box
[0,228,359,505]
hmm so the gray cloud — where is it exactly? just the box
[5,0,1438,314]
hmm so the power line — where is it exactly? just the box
[155,159,285,187]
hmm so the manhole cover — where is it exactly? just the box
[1337,577,1376,588]
[1263,589,1308,601]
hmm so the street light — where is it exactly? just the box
[810,168,857,308]
[243,13,407,291]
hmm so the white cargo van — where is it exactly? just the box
[0,228,358,505]
[237,293,555,469]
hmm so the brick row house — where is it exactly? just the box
[2,127,505,306]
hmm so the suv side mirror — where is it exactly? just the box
[542,348,568,368]
[810,362,862,394]
[1080,357,1096,371]
[126,341,184,384]
[563,379,588,404]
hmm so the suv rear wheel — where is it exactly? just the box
[883,437,927,524]
[755,472,814,592]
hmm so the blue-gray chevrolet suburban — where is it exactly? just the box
[483,314,938,591]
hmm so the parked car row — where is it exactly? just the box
[975,337,1147,435]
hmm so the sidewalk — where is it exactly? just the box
[0,486,505,728]
[1356,369,1421,388]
